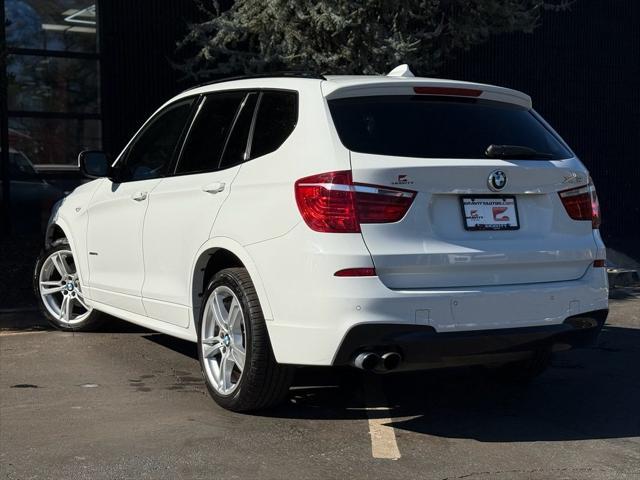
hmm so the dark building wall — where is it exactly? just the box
[98,0,201,156]
[440,1,640,258]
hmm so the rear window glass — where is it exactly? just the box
[328,96,572,160]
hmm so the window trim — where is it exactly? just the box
[244,92,263,161]
[218,91,258,171]
[112,96,196,183]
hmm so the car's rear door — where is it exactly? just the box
[328,91,599,291]
[141,90,257,327]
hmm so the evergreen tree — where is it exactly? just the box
[179,0,573,78]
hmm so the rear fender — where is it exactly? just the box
[190,237,274,328]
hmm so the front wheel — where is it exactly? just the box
[198,268,294,412]
[33,243,105,331]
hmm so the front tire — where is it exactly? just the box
[198,268,294,412]
[33,242,105,331]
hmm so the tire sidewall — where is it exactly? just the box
[198,270,255,409]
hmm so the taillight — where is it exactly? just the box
[295,170,416,233]
[558,178,601,229]
[334,268,377,277]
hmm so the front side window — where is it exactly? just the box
[176,92,247,175]
[117,99,193,182]
[249,91,298,159]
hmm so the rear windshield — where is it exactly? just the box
[328,96,572,160]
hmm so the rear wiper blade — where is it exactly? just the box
[485,144,554,160]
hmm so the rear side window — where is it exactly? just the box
[249,91,298,159]
[328,96,572,160]
[176,91,246,175]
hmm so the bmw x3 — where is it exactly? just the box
[35,67,608,411]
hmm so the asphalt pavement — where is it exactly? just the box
[1,289,639,480]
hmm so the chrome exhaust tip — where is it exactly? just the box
[353,352,380,371]
[381,352,402,371]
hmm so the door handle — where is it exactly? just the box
[202,182,225,194]
[131,191,148,201]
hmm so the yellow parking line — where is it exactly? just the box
[364,382,401,460]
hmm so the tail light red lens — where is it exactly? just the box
[295,170,416,233]
[558,179,601,229]
[334,268,377,277]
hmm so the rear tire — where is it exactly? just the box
[198,268,294,412]
[33,242,105,331]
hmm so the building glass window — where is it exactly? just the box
[8,55,99,113]
[4,1,100,169]
[3,1,101,235]
[9,117,101,166]
[5,0,97,53]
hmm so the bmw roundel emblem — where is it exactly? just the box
[488,170,507,191]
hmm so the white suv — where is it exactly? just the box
[35,68,609,411]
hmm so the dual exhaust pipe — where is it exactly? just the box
[353,351,402,372]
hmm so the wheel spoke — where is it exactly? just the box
[40,281,64,295]
[213,293,229,332]
[59,295,71,322]
[231,346,245,371]
[220,353,234,392]
[202,337,223,358]
[74,292,90,311]
[228,297,241,331]
[51,252,69,277]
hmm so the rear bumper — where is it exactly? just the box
[333,309,608,371]
[247,223,609,366]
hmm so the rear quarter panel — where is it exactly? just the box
[214,81,351,246]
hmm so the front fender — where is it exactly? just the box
[44,218,91,289]
[189,236,274,325]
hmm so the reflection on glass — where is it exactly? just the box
[2,147,66,235]
[5,0,97,52]
[9,117,101,165]
[8,55,99,113]
[8,150,41,181]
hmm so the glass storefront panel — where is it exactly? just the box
[5,0,97,53]
[8,55,99,113]
[9,117,101,166]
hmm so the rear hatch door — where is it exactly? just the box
[327,89,597,289]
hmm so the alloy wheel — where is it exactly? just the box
[38,249,92,325]
[200,286,247,395]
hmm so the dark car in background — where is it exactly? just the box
[1,149,65,234]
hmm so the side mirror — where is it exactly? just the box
[78,150,111,179]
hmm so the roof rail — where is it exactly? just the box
[184,71,326,91]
